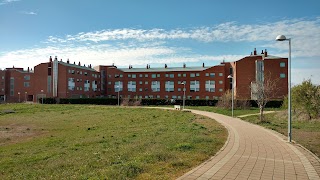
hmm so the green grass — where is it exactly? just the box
[240,111,320,157]
[0,104,227,179]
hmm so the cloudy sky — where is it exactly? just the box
[0,0,319,85]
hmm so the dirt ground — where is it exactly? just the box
[0,124,44,146]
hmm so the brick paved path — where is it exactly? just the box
[178,109,320,180]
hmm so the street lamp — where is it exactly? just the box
[18,92,20,103]
[25,92,27,102]
[181,82,186,110]
[41,90,44,104]
[276,34,292,143]
[227,75,234,117]
[116,86,120,106]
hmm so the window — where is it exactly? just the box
[151,81,160,92]
[210,73,215,77]
[157,74,160,77]
[108,82,111,85]
[205,73,209,77]
[24,75,30,80]
[152,74,156,78]
[169,74,174,78]
[24,82,30,87]
[219,80,223,84]
[190,73,195,77]
[280,62,286,67]
[139,81,143,85]
[183,74,186,77]
[139,88,142,92]
[196,96,200,99]
[120,74,123,78]
[190,81,200,92]
[132,74,136,78]
[157,95,160,99]
[145,81,148,84]
[206,96,209,100]
[196,73,200,77]
[145,74,148,78]
[178,88,181,92]
[84,72,87,76]
[165,81,174,92]
[128,74,131,78]
[205,80,215,92]
[178,74,181,77]
[219,88,223,92]
[139,74,143,78]
[219,73,223,76]
[280,73,286,78]
[165,74,169,78]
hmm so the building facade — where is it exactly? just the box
[0,49,288,103]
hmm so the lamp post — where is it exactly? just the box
[227,75,234,117]
[18,92,20,103]
[181,82,186,110]
[25,92,27,102]
[116,86,120,106]
[276,35,292,143]
[41,90,44,104]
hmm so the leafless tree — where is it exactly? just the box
[251,72,279,122]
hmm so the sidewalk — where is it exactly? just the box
[178,109,320,180]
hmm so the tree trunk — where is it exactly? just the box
[260,105,264,122]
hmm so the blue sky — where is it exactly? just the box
[0,0,320,85]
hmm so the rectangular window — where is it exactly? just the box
[205,73,209,77]
[280,62,286,67]
[196,73,200,77]
[145,74,148,78]
[139,81,143,85]
[219,80,223,84]
[128,74,131,78]
[157,74,160,77]
[183,74,186,77]
[120,74,123,78]
[210,73,215,77]
[24,75,30,80]
[169,74,174,78]
[219,73,223,76]
[139,74,143,78]
[139,88,142,92]
[145,81,148,84]
[132,74,136,78]
[24,82,30,87]
[190,73,195,77]
[178,74,181,77]
[152,74,156,78]
[280,73,286,78]
[165,74,169,78]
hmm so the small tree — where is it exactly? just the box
[217,90,232,109]
[291,79,320,120]
[251,73,279,122]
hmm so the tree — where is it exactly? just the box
[291,79,320,120]
[251,73,279,122]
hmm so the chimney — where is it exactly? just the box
[89,64,92,68]
[60,59,63,62]
[202,63,205,67]
[250,52,253,56]
[261,50,264,54]
[254,48,257,55]
[84,64,86,67]
[74,62,76,65]
[78,61,81,66]
[183,63,186,68]
[49,56,52,62]
[27,67,30,72]
[148,65,150,69]
[54,56,58,61]
[165,64,167,68]
[146,64,148,69]
[265,49,268,57]
[67,59,69,64]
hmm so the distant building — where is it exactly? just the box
[0,49,288,103]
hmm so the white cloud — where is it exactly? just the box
[20,11,37,15]
[0,0,20,5]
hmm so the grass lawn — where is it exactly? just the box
[0,104,227,179]
[240,111,320,157]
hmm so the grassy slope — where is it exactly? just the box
[0,104,227,179]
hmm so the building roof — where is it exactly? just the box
[118,66,213,73]
[58,61,98,72]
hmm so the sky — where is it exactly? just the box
[0,0,319,85]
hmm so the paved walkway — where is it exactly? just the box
[237,111,276,118]
[178,109,320,180]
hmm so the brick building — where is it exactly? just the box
[0,49,288,103]
[1,56,101,103]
